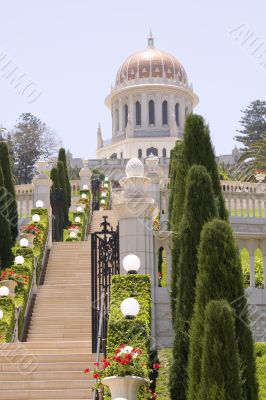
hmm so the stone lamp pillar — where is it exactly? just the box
[79,159,92,189]
[32,159,52,212]
[112,158,156,275]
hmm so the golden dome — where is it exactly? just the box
[115,33,188,87]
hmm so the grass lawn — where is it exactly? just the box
[157,344,266,399]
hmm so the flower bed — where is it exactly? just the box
[0,208,49,343]
[64,190,91,241]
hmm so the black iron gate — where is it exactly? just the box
[91,216,119,355]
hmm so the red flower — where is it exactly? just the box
[153,363,161,369]
[133,347,142,355]
[114,356,122,363]
[125,353,132,361]
[103,360,111,368]
[93,362,100,366]
[84,368,90,374]
[93,373,101,379]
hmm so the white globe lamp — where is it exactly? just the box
[120,298,140,319]
[15,255,25,265]
[104,183,109,188]
[70,231,76,239]
[104,177,109,182]
[75,216,81,224]
[0,286,9,297]
[100,199,106,205]
[82,184,89,190]
[101,192,107,198]
[32,214,40,224]
[0,309,3,319]
[20,238,29,248]
[122,254,141,274]
[81,193,87,199]
[36,200,44,208]
[76,206,83,212]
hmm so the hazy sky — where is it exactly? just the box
[0,0,265,159]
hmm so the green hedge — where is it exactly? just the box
[0,297,15,343]
[64,190,91,241]
[107,275,151,358]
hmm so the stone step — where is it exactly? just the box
[0,347,92,356]
[0,341,91,350]
[0,370,92,381]
[0,379,92,390]
[0,388,91,399]
[0,361,95,373]
[0,353,95,363]
[28,328,90,334]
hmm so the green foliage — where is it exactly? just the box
[108,275,151,358]
[187,219,258,400]
[0,165,12,268]
[199,300,241,400]
[58,148,71,207]
[170,165,218,400]
[241,249,264,289]
[0,297,15,342]
[0,141,18,242]
[50,167,59,192]
[57,160,69,226]
[235,100,266,150]
[255,343,266,400]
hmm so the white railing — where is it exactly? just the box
[223,191,266,218]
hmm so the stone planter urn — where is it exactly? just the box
[102,376,147,400]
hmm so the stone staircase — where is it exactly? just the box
[89,210,118,233]
[0,241,94,399]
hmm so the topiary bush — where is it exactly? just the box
[0,297,15,343]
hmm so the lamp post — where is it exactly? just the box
[120,297,140,319]
[122,254,141,274]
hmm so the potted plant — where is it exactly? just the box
[84,344,157,400]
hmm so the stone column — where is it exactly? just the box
[246,240,258,288]
[32,159,52,212]
[119,98,123,133]
[79,159,92,189]
[142,93,148,128]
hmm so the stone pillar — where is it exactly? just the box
[142,93,148,128]
[32,159,52,212]
[79,159,92,189]
[246,240,258,288]
[145,153,162,206]
[113,158,155,275]
[119,98,123,133]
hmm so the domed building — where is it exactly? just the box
[96,32,199,162]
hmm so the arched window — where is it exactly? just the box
[124,104,128,128]
[162,148,166,158]
[136,101,141,126]
[138,149,142,158]
[175,103,179,126]
[110,153,117,159]
[146,147,158,156]
[162,100,168,125]
[149,100,155,125]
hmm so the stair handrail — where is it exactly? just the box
[92,290,106,400]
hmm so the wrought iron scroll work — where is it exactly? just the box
[91,216,119,356]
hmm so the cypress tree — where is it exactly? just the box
[50,167,59,192]
[170,165,217,400]
[58,148,71,207]
[0,142,18,242]
[169,115,227,322]
[0,165,12,268]
[57,161,69,226]
[199,300,242,400]
[187,219,258,400]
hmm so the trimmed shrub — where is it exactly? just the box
[57,160,69,226]
[108,275,151,358]
[58,148,71,207]
[199,300,241,400]
[0,297,15,342]
[187,219,258,400]
[50,167,59,191]
[0,165,12,268]
[170,165,217,400]
[0,142,18,242]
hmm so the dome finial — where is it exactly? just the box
[147,30,154,48]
